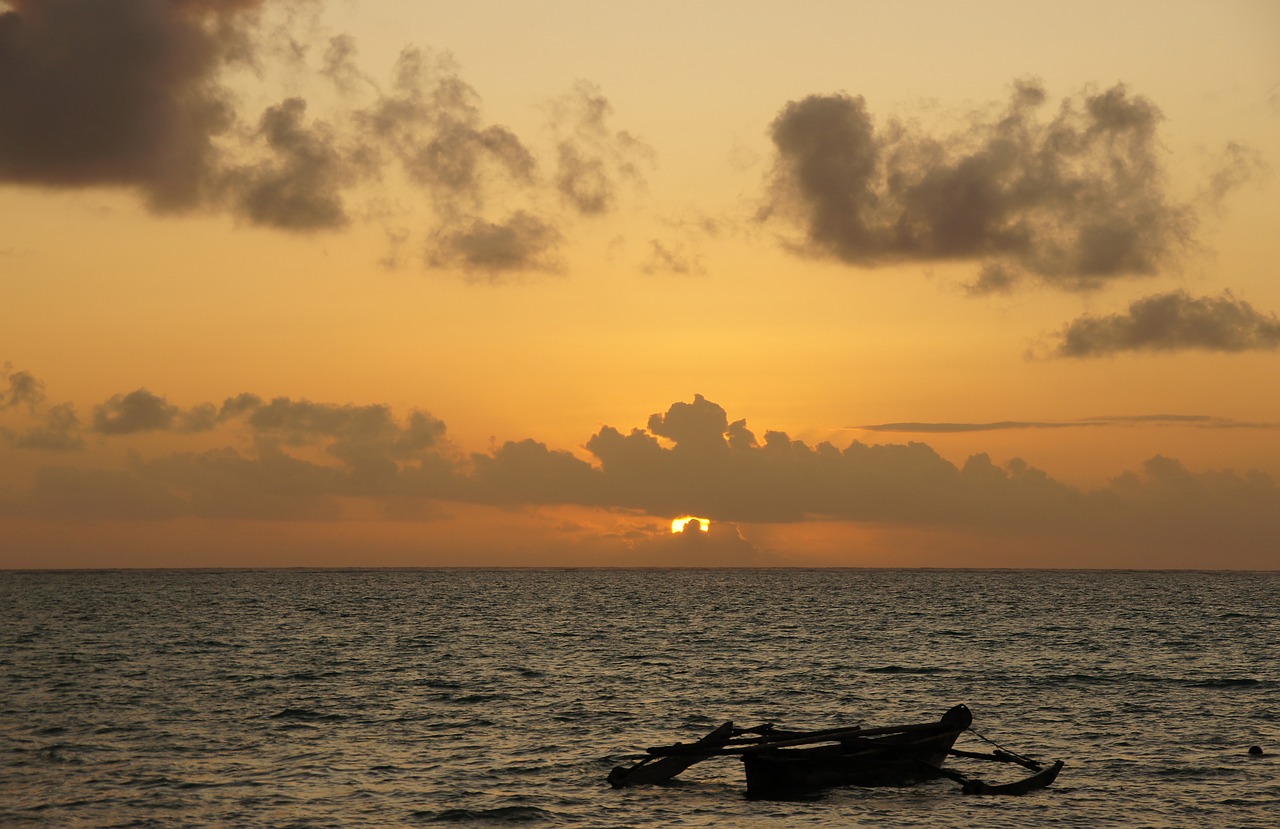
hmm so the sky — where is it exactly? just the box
[2,0,1278,569]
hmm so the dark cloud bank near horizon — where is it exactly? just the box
[3,379,1277,566]
[859,413,1277,434]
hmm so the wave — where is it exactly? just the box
[864,666,949,675]
[267,708,348,721]
[413,806,556,823]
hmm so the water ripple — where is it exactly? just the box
[1,569,1277,828]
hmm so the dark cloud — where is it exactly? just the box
[179,403,219,433]
[763,80,1195,291]
[0,6,655,277]
[218,392,263,420]
[319,33,366,95]
[862,420,1094,434]
[350,47,580,276]
[0,366,83,450]
[427,211,563,277]
[242,397,446,468]
[18,464,187,520]
[6,387,1278,564]
[550,81,653,216]
[9,390,455,518]
[358,47,536,212]
[93,389,180,435]
[226,96,375,231]
[581,397,981,523]
[858,414,1278,433]
[622,519,770,567]
[1054,291,1280,357]
[0,0,258,210]
[466,439,602,505]
[647,393,731,453]
[4,402,84,451]
[641,239,705,276]
[1,367,44,410]
[1083,455,1280,564]
[140,446,345,520]
[1202,141,1267,207]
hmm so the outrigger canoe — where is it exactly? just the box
[608,704,1063,798]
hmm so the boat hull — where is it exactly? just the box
[742,706,970,798]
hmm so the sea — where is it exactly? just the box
[1,569,1276,828]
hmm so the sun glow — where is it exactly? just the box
[671,516,711,534]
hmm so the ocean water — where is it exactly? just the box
[1,568,1277,828]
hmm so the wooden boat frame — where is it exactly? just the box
[608,704,1063,798]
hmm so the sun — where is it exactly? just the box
[671,516,711,534]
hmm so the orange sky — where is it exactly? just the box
[2,0,1278,569]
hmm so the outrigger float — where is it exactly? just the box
[608,704,1063,798]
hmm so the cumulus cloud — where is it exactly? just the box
[0,366,83,450]
[2,384,457,517]
[427,211,564,278]
[226,96,377,231]
[1,366,44,410]
[466,438,603,505]
[5,385,1278,564]
[240,396,446,464]
[763,80,1195,291]
[92,389,180,435]
[621,519,771,567]
[1053,291,1280,356]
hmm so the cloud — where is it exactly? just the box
[319,33,367,95]
[0,0,262,210]
[139,446,346,520]
[5,387,1278,565]
[1,366,45,410]
[1053,291,1280,357]
[858,414,1278,433]
[16,464,188,520]
[466,438,602,505]
[226,96,376,231]
[641,239,705,276]
[762,80,1195,291]
[0,366,83,450]
[92,389,180,435]
[242,396,446,463]
[427,211,564,278]
[3,402,84,451]
[548,81,653,216]
[620,519,771,566]
[352,48,598,277]
[4,386,456,518]
[0,6,657,280]
[1201,141,1268,207]
[639,212,722,276]
[358,47,536,213]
